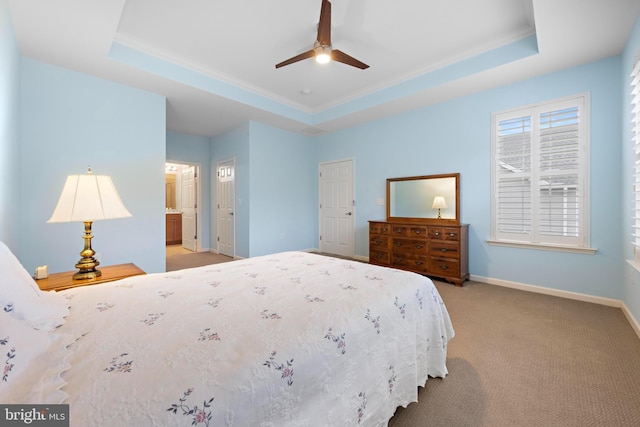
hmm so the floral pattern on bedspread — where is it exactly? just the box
[1,337,15,382]
[55,251,454,427]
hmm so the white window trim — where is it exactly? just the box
[489,92,596,254]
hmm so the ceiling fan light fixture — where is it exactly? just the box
[276,0,368,70]
[314,44,332,64]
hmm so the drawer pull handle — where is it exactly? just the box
[414,261,424,266]
[375,240,383,245]
[395,242,403,247]
[439,264,449,270]
[440,248,448,252]
[415,244,424,249]
[434,232,440,236]
[382,228,388,232]
[448,232,456,237]
[376,253,385,259]
[414,230,421,234]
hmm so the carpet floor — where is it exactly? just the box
[389,280,640,427]
[165,246,234,271]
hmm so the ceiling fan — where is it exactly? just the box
[275,0,369,70]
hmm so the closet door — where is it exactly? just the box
[319,159,354,258]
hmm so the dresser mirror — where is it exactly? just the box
[387,173,460,224]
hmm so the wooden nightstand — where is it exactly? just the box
[36,263,146,292]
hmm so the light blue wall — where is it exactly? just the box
[622,15,640,325]
[19,58,167,275]
[209,122,317,258]
[210,123,251,257]
[166,130,211,250]
[0,0,21,252]
[317,57,623,300]
[248,122,316,256]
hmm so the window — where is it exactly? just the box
[490,93,592,252]
[631,56,640,256]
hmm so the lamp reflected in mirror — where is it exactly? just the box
[432,196,448,219]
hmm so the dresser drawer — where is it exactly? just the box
[370,235,389,248]
[369,249,390,264]
[392,238,428,254]
[443,227,461,241]
[428,226,445,239]
[370,222,390,235]
[429,258,460,278]
[392,253,429,272]
[429,241,459,257]
[391,225,428,237]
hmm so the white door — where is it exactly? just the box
[319,159,355,257]
[217,160,235,257]
[181,166,197,251]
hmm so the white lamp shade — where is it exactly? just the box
[48,173,131,223]
[432,196,448,209]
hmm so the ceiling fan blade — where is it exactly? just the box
[317,0,332,46]
[331,50,369,69]
[275,49,315,69]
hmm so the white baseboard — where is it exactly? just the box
[621,302,640,340]
[470,274,621,306]
[471,274,640,340]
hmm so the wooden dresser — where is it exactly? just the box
[369,220,469,286]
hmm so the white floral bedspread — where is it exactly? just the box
[57,251,454,427]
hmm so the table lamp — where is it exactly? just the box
[47,167,131,280]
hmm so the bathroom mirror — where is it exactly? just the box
[165,174,176,210]
[387,173,460,224]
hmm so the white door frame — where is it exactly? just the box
[318,158,355,258]
[166,160,201,252]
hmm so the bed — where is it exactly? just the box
[1,241,454,426]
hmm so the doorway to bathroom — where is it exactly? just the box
[165,162,200,254]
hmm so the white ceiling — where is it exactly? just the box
[8,0,640,138]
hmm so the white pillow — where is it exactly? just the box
[0,240,69,330]
[0,310,73,403]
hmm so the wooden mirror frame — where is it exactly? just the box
[386,173,460,225]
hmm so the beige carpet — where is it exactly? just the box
[164,249,640,426]
[165,245,233,271]
[389,280,640,427]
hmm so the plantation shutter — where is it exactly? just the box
[632,57,640,248]
[492,94,588,248]
[537,106,581,241]
[495,115,532,237]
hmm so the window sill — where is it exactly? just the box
[627,259,640,274]
[487,240,597,254]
